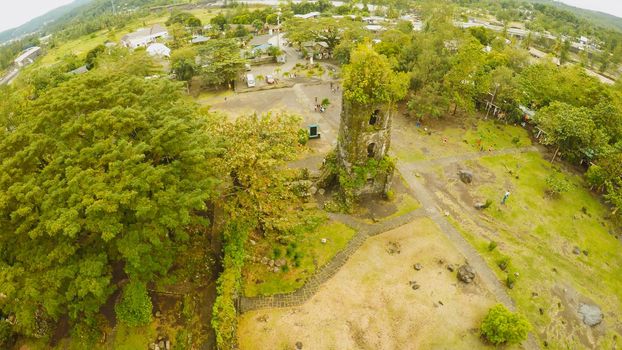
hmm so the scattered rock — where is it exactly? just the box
[321,238,327,244]
[275,260,282,267]
[159,341,165,349]
[438,300,444,306]
[572,246,581,255]
[458,170,473,184]
[273,267,280,273]
[539,308,544,315]
[457,264,476,283]
[544,340,548,347]
[261,257,269,265]
[165,340,170,350]
[532,292,539,297]
[150,343,156,350]
[474,202,486,210]
[409,280,420,290]
[155,311,161,318]
[277,258,287,267]
[318,188,325,195]
[295,341,303,349]
[269,259,275,267]
[386,241,401,255]
[414,263,423,271]
[256,315,268,322]
[446,264,456,272]
[250,239,256,246]
[552,267,558,273]
[154,345,160,350]
[309,186,318,195]
[438,258,445,265]
[578,303,603,327]
[444,211,450,216]
[415,172,421,177]
[582,250,589,256]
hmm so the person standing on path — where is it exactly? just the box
[501,191,511,205]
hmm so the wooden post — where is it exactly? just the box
[551,146,559,163]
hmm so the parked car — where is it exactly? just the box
[246,74,255,88]
[265,74,275,84]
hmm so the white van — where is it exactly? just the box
[246,74,255,88]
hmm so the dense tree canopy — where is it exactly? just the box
[0,59,217,336]
[342,43,409,106]
[197,39,246,87]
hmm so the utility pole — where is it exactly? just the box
[277,8,281,49]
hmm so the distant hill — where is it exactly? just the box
[0,0,93,44]
[529,0,622,32]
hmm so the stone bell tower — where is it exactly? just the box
[335,98,394,197]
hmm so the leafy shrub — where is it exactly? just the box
[115,281,153,327]
[487,241,497,251]
[0,321,15,349]
[545,173,571,198]
[506,273,517,289]
[321,98,330,107]
[298,128,309,145]
[175,329,191,350]
[480,304,531,345]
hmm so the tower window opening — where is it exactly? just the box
[367,143,376,158]
[369,109,380,125]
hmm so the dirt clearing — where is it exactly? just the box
[238,218,500,350]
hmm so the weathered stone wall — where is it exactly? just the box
[336,100,395,197]
[337,101,393,170]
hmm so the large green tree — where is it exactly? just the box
[197,39,246,87]
[284,17,364,55]
[342,43,409,106]
[0,60,217,336]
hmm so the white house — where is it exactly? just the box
[294,12,320,19]
[121,24,168,49]
[14,46,41,67]
[146,43,171,58]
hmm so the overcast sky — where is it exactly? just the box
[0,0,74,32]
[1,0,622,33]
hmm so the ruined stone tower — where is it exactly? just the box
[335,98,394,197]
[321,43,407,202]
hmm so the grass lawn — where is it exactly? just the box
[393,115,532,162]
[450,151,622,348]
[382,192,421,221]
[242,219,356,297]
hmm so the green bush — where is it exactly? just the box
[506,273,517,289]
[545,172,571,198]
[298,128,309,146]
[115,281,153,327]
[480,304,531,345]
[487,241,497,251]
[0,321,15,349]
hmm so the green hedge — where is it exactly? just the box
[212,219,251,349]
